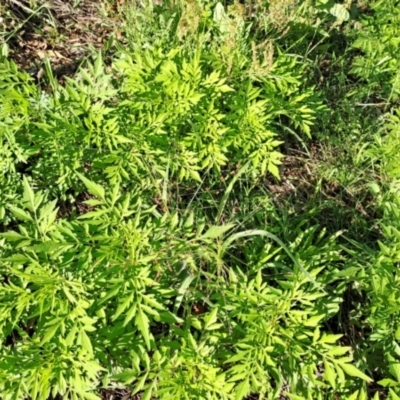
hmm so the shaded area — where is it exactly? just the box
[1,0,118,79]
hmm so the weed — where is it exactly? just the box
[1,1,400,399]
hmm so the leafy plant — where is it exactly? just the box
[2,0,400,399]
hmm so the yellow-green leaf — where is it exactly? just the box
[76,173,105,200]
[338,362,373,382]
[324,358,336,389]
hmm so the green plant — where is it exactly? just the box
[0,177,374,399]
[3,0,400,399]
[351,0,400,103]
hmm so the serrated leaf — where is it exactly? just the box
[30,240,60,253]
[4,254,30,263]
[304,314,325,327]
[268,162,280,179]
[41,322,61,345]
[204,307,219,329]
[378,378,400,387]
[114,294,134,322]
[312,327,320,344]
[327,346,351,357]
[200,223,235,240]
[323,358,336,389]
[22,175,36,211]
[113,369,137,384]
[65,325,78,347]
[358,387,367,400]
[113,135,133,144]
[8,205,33,222]
[80,330,93,357]
[83,199,104,206]
[190,317,202,330]
[123,303,137,326]
[319,333,343,344]
[39,199,58,221]
[142,380,155,400]
[0,231,26,241]
[76,173,105,200]
[136,306,151,350]
[132,373,148,395]
[98,284,122,305]
[63,286,77,304]
[235,378,250,400]
[338,362,373,382]
[78,209,109,220]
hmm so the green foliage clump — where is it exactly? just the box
[351,0,400,102]
[1,0,400,399]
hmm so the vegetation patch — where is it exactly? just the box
[1,0,400,399]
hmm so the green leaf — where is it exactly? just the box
[76,172,105,200]
[378,378,400,387]
[287,395,307,400]
[268,162,280,179]
[388,356,400,382]
[347,391,359,400]
[98,284,122,305]
[80,330,93,357]
[0,231,26,241]
[204,307,219,330]
[390,389,400,400]
[235,378,250,400]
[41,322,61,345]
[221,229,323,289]
[170,212,179,230]
[22,175,36,212]
[132,373,148,395]
[200,223,235,240]
[312,327,320,344]
[369,182,380,195]
[219,84,234,93]
[8,205,33,222]
[190,317,202,330]
[323,358,336,389]
[217,163,249,223]
[82,392,101,400]
[113,294,134,321]
[142,380,155,400]
[319,334,343,344]
[82,199,104,206]
[330,3,350,21]
[94,51,103,78]
[327,346,351,357]
[38,200,58,223]
[113,369,138,384]
[136,306,151,350]
[4,254,30,263]
[123,303,138,326]
[338,362,373,382]
[304,314,325,327]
